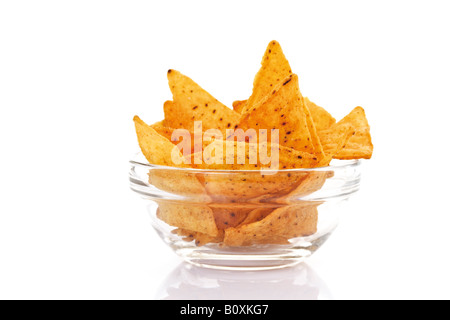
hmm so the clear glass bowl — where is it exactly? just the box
[129,153,362,270]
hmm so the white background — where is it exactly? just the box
[1,0,449,300]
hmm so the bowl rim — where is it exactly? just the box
[129,153,362,174]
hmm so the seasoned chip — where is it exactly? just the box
[241,40,292,114]
[157,202,218,237]
[198,170,309,203]
[238,74,317,155]
[232,100,247,114]
[209,204,253,229]
[223,203,319,246]
[164,70,240,134]
[151,117,201,155]
[304,97,336,131]
[325,107,373,159]
[133,116,188,167]
[173,228,224,246]
[236,207,275,226]
[277,171,333,204]
[319,123,356,158]
[303,100,325,161]
[149,169,211,202]
[189,139,321,170]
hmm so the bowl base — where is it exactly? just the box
[169,234,331,271]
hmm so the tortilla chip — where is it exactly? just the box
[223,203,319,246]
[304,97,336,131]
[209,204,253,229]
[165,70,240,134]
[198,170,309,203]
[319,123,356,158]
[237,74,317,155]
[303,101,325,160]
[149,169,211,202]
[173,228,224,246]
[237,207,275,226]
[327,107,373,159]
[232,100,247,114]
[241,40,292,114]
[151,117,202,155]
[189,139,321,170]
[283,171,333,201]
[156,202,218,237]
[133,116,188,167]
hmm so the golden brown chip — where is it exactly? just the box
[164,70,240,134]
[151,117,202,155]
[133,116,188,167]
[283,171,333,201]
[198,170,309,203]
[172,228,224,246]
[232,100,247,114]
[319,123,356,158]
[189,139,321,170]
[241,40,292,114]
[304,97,336,131]
[223,203,319,246]
[237,74,317,155]
[209,204,253,229]
[304,100,325,160]
[324,107,373,160]
[236,207,275,227]
[149,169,211,202]
[156,202,218,237]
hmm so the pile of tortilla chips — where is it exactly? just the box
[133,41,373,247]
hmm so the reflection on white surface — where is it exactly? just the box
[155,262,332,300]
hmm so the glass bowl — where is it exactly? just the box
[129,153,362,270]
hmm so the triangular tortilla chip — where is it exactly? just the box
[223,203,319,246]
[165,70,240,134]
[189,139,321,170]
[198,170,310,203]
[232,99,247,113]
[172,229,224,246]
[327,107,373,159]
[151,117,201,155]
[133,116,188,167]
[303,102,325,161]
[304,97,336,131]
[237,74,317,155]
[319,123,356,158]
[156,202,218,237]
[148,169,211,202]
[241,40,292,114]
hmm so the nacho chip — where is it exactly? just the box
[157,202,218,237]
[165,70,240,134]
[237,207,275,226]
[189,139,321,170]
[232,100,247,114]
[151,117,201,155]
[198,170,309,203]
[223,203,319,246]
[209,204,253,229]
[319,123,356,158]
[326,107,373,159]
[303,101,325,160]
[238,74,317,155]
[241,40,292,114]
[286,171,333,199]
[304,97,336,131]
[173,228,224,246]
[149,169,211,202]
[133,116,188,167]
